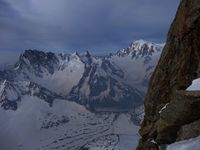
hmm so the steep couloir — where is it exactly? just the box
[137,0,200,149]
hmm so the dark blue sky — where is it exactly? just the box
[0,0,180,53]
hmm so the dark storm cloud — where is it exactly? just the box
[0,0,180,52]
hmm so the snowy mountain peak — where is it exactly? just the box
[19,49,58,63]
[84,50,91,58]
[15,49,59,75]
[116,40,164,58]
[131,39,150,45]
[71,51,79,57]
[70,51,81,61]
[130,39,164,51]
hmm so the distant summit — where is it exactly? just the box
[116,40,164,58]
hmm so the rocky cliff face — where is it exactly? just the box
[137,0,200,149]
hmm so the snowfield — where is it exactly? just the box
[167,136,200,150]
[187,78,200,91]
[0,96,140,150]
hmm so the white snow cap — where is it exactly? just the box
[130,39,165,50]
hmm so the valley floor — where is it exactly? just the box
[0,96,140,150]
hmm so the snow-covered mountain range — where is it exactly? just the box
[0,40,164,111]
[0,40,164,150]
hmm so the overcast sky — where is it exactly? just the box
[0,0,180,53]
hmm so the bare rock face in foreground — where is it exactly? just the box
[137,0,200,149]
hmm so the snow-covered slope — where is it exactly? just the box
[0,79,62,110]
[187,78,200,91]
[69,57,144,110]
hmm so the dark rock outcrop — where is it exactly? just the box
[137,0,200,149]
[156,90,200,144]
[177,118,200,141]
[15,49,59,75]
